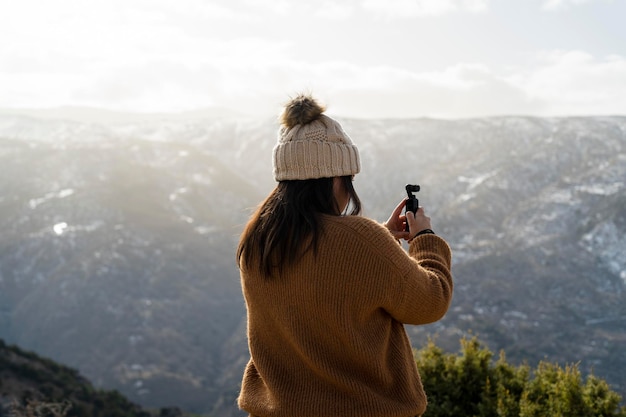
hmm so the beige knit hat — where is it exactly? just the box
[273,94,360,181]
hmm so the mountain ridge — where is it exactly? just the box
[0,111,624,415]
[0,338,185,416]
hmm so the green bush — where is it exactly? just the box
[416,336,626,417]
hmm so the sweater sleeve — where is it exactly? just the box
[387,234,453,325]
[326,215,453,326]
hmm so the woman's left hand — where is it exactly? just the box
[383,199,410,240]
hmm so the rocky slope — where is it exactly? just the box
[0,111,624,415]
[0,338,180,416]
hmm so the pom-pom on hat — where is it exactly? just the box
[273,94,360,181]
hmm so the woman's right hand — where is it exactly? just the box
[406,207,432,240]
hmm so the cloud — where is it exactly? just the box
[219,0,487,20]
[3,48,625,118]
[0,2,294,111]
[312,63,538,118]
[240,51,626,119]
[541,0,612,11]
[313,2,357,20]
[360,0,489,18]
[325,52,626,118]
[1,1,624,118]
[519,50,626,115]
[240,0,293,15]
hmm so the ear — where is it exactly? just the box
[332,177,349,214]
[332,177,343,194]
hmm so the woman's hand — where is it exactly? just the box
[406,207,432,239]
[383,199,411,240]
[384,199,434,241]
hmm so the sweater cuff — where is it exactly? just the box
[408,229,435,243]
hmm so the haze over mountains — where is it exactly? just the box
[0,109,624,415]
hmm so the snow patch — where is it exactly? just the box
[458,170,497,190]
[29,188,75,209]
[53,222,68,235]
[581,221,626,281]
[576,182,623,196]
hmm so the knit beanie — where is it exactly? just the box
[273,94,361,181]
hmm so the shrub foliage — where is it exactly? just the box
[3,337,625,416]
[416,337,626,417]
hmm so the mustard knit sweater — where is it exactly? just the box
[238,214,453,417]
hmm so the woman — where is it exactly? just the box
[236,94,453,417]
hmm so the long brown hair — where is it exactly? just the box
[237,176,361,276]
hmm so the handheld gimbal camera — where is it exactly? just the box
[405,184,420,232]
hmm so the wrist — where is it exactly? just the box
[408,228,435,243]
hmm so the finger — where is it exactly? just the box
[405,210,415,225]
[390,230,410,240]
[392,198,408,217]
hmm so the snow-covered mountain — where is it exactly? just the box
[0,110,624,415]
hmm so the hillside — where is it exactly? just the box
[0,111,624,415]
[0,338,181,416]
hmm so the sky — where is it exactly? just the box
[1,0,625,119]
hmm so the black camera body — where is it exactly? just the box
[405,184,420,232]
